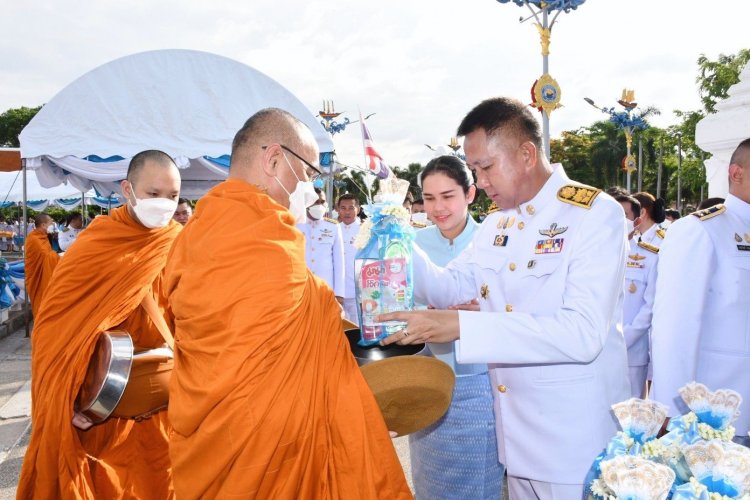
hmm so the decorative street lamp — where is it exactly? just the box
[584,90,659,192]
[495,0,586,158]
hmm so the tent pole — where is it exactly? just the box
[81,191,85,225]
[22,162,29,338]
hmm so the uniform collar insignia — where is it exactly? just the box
[539,222,567,238]
[735,233,743,243]
[745,233,750,244]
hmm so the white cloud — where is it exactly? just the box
[1,0,749,169]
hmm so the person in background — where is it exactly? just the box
[651,138,750,448]
[412,198,425,213]
[336,193,361,321]
[633,192,667,246]
[697,196,725,210]
[24,213,61,318]
[298,188,345,305]
[409,155,505,499]
[663,208,681,226]
[58,212,83,252]
[403,190,414,213]
[173,198,193,225]
[615,194,657,398]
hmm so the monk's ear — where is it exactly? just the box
[120,179,133,200]
[260,144,282,178]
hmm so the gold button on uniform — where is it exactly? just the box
[526,205,535,215]
[509,263,516,271]
[505,304,513,312]
[497,384,507,393]
[518,221,525,230]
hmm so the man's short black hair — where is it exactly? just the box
[457,97,542,150]
[126,150,176,183]
[336,193,359,207]
[177,198,192,207]
[614,194,641,220]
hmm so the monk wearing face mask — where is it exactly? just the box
[165,108,410,499]
[24,213,61,318]
[18,150,182,499]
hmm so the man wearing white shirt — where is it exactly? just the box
[615,194,658,398]
[651,138,750,447]
[298,189,345,305]
[380,97,629,498]
[336,193,361,321]
[58,212,83,251]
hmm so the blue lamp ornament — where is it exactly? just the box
[495,0,586,159]
[584,90,660,193]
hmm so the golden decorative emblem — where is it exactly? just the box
[628,282,637,294]
[628,253,646,261]
[539,222,568,238]
[557,184,601,209]
[692,204,726,221]
[656,229,666,239]
[745,233,750,244]
[638,241,659,254]
[480,284,490,300]
[622,155,637,173]
[531,73,562,117]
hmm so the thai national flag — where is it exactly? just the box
[360,115,391,179]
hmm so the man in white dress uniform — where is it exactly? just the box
[380,97,630,499]
[651,138,750,447]
[336,193,361,321]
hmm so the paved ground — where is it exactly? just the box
[0,325,419,499]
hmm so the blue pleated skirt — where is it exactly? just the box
[409,372,505,499]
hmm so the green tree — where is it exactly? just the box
[696,49,750,113]
[0,106,42,147]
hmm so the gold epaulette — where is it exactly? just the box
[557,184,601,209]
[323,217,340,224]
[411,222,427,229]
[691,204,726,221]
[656,228,666,239]
[486,201,499,215]
[638,241,659,254]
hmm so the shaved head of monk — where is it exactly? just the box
[120,150,181,228]
[228,108,320,209]
[33,213,54,232]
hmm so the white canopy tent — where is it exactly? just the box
[0,169,83,204]
[19,49,334,198]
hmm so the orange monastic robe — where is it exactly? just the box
[18,207,181,500]
[25,229,61,317]
[166,179,411,500]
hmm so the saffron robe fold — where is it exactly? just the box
[25,230,60,317]
[17,207,181,500]
[166,179,411,499]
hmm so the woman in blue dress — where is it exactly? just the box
[410,155,505,499]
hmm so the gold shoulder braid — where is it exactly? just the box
[656,228,666,239]
[638,241,659,254]
[557,184,601,209]
[691,204,726,221]
[486,201,500,215]
[323,217,340,224]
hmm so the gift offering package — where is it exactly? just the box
[353,177,415,346]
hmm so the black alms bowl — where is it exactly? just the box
[345,328,427,367]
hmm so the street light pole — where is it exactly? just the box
[656,135,663,199]
[677,134,683,213]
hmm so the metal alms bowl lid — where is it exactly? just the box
[345,328,426,366]
[76,331,134,423]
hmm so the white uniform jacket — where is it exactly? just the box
[339,219,361,300]
[412,166,630,483]
[58,226,82,251]
[298,217,345,297]
[651,194,750,435]
[623,237,658,367]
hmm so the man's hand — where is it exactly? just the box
[447,298,480,312]
[377,309,460,346]
[72,411,94,430]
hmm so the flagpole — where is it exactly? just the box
[358,108,373,203]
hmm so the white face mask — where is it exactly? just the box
[128,183,178,229]
[47,224,56,234]
[274,153,318,224]
[411,212,430,226]
[308,204,327,221]
[625,219,635,235]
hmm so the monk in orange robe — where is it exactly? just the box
[166,108,411,499]
[25,213,61,317]
[18,150,182,500]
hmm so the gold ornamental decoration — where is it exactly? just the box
[531,73,562,117]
